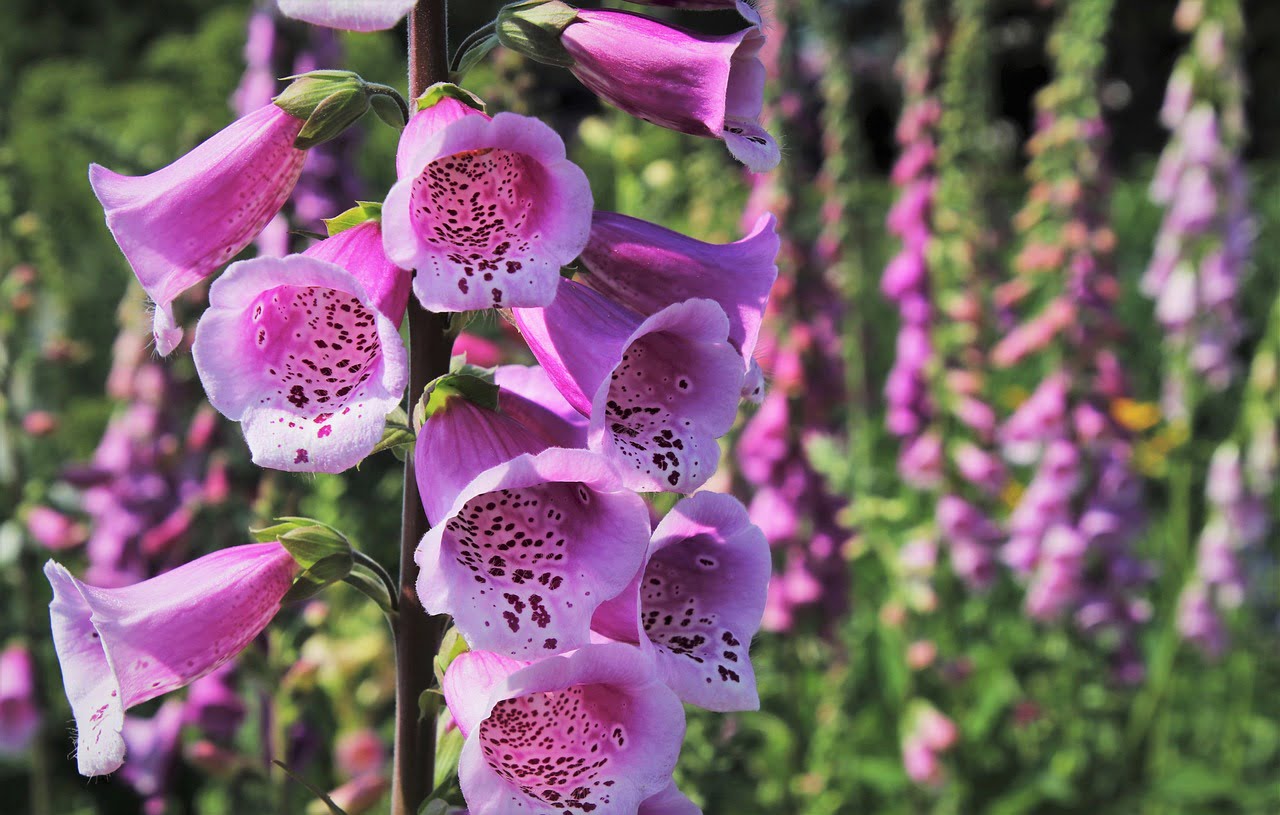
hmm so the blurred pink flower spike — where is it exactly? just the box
[279,0,417,31]
[416,445,650,658]
[192,254,408,473]
[384,107,592,312]
[579,211,779,392]
[514,279,744,493]
[548,7,780,171]
[119,700,185,809]
[89,105,307,355]
[443,644,685,815]
[0,644,42,755]
[44,543,297,777]
[621,0,761,25]
[592,491,769,712]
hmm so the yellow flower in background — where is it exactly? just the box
[1111,398,1162,433]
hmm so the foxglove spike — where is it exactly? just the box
[579,211,779,373]
[278,0,417,31]
[559,10,779,171]
[445,644,685,815]
[192,254,408,473]
[384,112,592,312]
[592,492,768,712]
[89,105,308,355]
[45,543,297,776]
[514,280,744,493]
[303,220,411,324]
[415,449,650,659]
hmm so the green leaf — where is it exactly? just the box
[433,728,465,790]
[419,688,442,722]
[272,759,349,815]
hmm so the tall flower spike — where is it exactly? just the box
[592,491,769,712]
[45,543,297,776]
[579,211,779,383]
[443,644,685,815]
[415,409,651,657]
[498,3,779,171]
[514,279,744,493]
[89,104,308,355]
[192,253,408,473]
[383,104,592,311]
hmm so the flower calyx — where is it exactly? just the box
[274,70,409,149]
[496,0,580,68]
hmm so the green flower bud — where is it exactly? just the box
[273,70,410,149]
[496,0,579,68]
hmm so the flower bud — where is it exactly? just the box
[496,0,580,68]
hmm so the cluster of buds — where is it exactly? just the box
[1145,0,1253,417]
[50,2,781,813]
[995,0,1151,683]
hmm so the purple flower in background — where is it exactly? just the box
[90,105,308,355]
[0,644,41,755]
[45,543,297,776]
[120,700,185,815]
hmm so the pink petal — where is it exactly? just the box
[640,781,702,815]
[494,365,590,450]
[442,651,524,739]
[302,221,411,325]
[89,105,306,355]
[277,0,417,31]
[192,254,408,473]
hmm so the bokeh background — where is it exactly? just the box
[3,0,1280,812]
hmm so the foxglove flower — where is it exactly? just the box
[192,248,408,473]
[415,387,650,658]
[514,279,744,492]
[578,211,779,382]
[384,101,592,312]
[90,104,308,355]
[498,3,778,171]
[442,645,685,815]
[622,0,761,25]
[45,543,297,776]
[592,492,769,712]
[279,0,418,32]
[0,644,41,755]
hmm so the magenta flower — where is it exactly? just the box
[493,364,590,451]
[301,220,412,324]
[192,253,408,473]
[279,0,417,31]
[383,110,592,311]
[89,104,308,355]
[579,211,779,379]
[25,505,87,550]
[44,543,297,776]
[515,279,743,492]
[592,492,769,711]
[0,644,41,755]
[442,645,685,815]
[621,0,761,24]
[557,9,779,171]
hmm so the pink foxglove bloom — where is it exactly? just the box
[25,505,87,550]
[442,645,685,815]
[89,105,308,355]
[592,491,769,711]
[0,644,41,755]
[559,10,778,172]
[579,211,779,383]
[384,107,592,312]
[279,0,417,31]
[493,364,591,451]
[514,279,744,493]
[45,543,297,776]
[192,250,408,473]
[120,700,185,812]
[621,0,761,24]
[415,392,649,658]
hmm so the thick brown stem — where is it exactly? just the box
[391,3,451,814]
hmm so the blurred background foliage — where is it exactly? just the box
[3,0,1280,813]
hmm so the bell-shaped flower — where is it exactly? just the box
[0,644,41,755]
[578,211,778,387]
[552,8,779,171]
[442,644,685,815]
[622,0,761,24]
[89,104,308,355]
[383,100,592,312]
[592,492,768,711]
[45,542,298,776]
[514,279,744,493]
[493,364,590,451]
[192,241,409,473]
[279,0,417,31]
[415,384,650,658]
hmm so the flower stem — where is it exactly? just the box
[392,3,451,814]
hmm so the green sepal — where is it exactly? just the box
[252,516,353,568]
[369,91,409,129]
[368,404,414,460]
[281,551,354,605]
[432,626,471,687]
[433,728,466,791]
[418,687,443,722]
[342,562,396,615]
[452,33,501,83]
[294,86,368,149]
[414,369,501,431]
[496,0,579,68]
[274,71,410,149]
[323,201,383,237]
[415,82,488,114]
